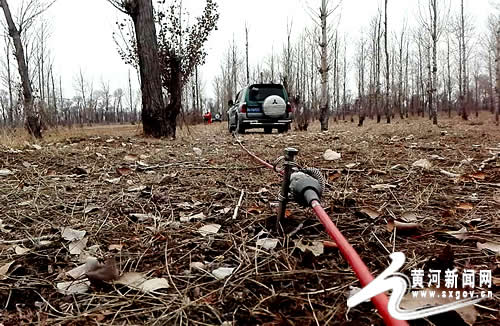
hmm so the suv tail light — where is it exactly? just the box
[286,103,292,113]
[240,103,247,113]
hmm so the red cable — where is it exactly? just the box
[235,139,408,325]
[311,201,408,326]
[236,139,280,172]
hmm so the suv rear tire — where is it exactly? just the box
[236,120,245,134]
[264,127,272,134]
[277,126,288,133]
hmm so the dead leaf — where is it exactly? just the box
[247,206,263,214]
[323,149,341,161]
[256,238,279,250]
[387,220,421,232]
[328,172,342,182]
[180,212,206,222]
[401,211,419,222]
[412,158,433,170]
[139,278,170,292]
[69,237,88,255]
[430,154,446,160]
[0,169,14,176]
[212,267,235,280]
[323,240,338,248]
[294,239,324,256]
[440,170,460,178]
[127,185,147,192]
[216,207,231,214]
[14,246,31,255]
[108,244,123,251]
[193,147,202,156]
[18,200,33,207]
[190,262,205,270]
[57,280,90,295]
[176,202,195,209]
[129,213,159,222]
[67,257,99,279]
[116,167,132,176]
[61,227,86,241]
[0,261,14,280]
[115,272,169,293]
[123,154,138,161]
[468,172,486,180]
[456,202,474,210]
[84,205,100,214]
[345,163,359,169]
[358,207,380,220]
[371,184,397,190]
[445,227,469,240]
[32,144,42,150]
[105,177,121,184]
[198,224,221,236]
[401,287,479,326]
[476,242,500,254]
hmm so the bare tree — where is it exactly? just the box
[109,0,168,137]
[127,69,136,122]
[384,0,390,123]
[454,0,474,120]
[496,23,500,124]
[418,0,448,124]
[355,31,366,126]
[317,0,335,131]
[1,35,14,124]
[245,23,249,85]
[0,0,54,137]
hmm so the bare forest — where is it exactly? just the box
[0,0,499,325]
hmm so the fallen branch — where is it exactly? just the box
[0,234,57,244]
[232,190,245,220]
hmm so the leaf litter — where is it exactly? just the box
[0,122,498,325]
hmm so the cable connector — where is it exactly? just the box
[289,171,323,207]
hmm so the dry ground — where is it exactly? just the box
[0,115,499,325]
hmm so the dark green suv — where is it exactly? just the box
[227,84,293,134]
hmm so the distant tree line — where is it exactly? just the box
[0,0,142,134]
[211,0,500,130]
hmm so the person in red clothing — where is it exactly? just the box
[203,111,212,124]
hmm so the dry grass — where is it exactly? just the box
[0,115,498,325]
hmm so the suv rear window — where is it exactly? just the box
[248,85,285,102]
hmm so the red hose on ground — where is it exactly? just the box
[235,138,408,325]
[236,138,280,172]
[311,201,408,326]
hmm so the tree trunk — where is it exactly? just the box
[431,0,438,125]
[319,0,329,131]
[125,0,167,137]
[1,0,41,137]
[165,57,182,136]
[5,36,14,125]
[496,24,500,125]
[245,24,249,85]
[384,0,390,123]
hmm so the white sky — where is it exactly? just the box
[1,0,496,100]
